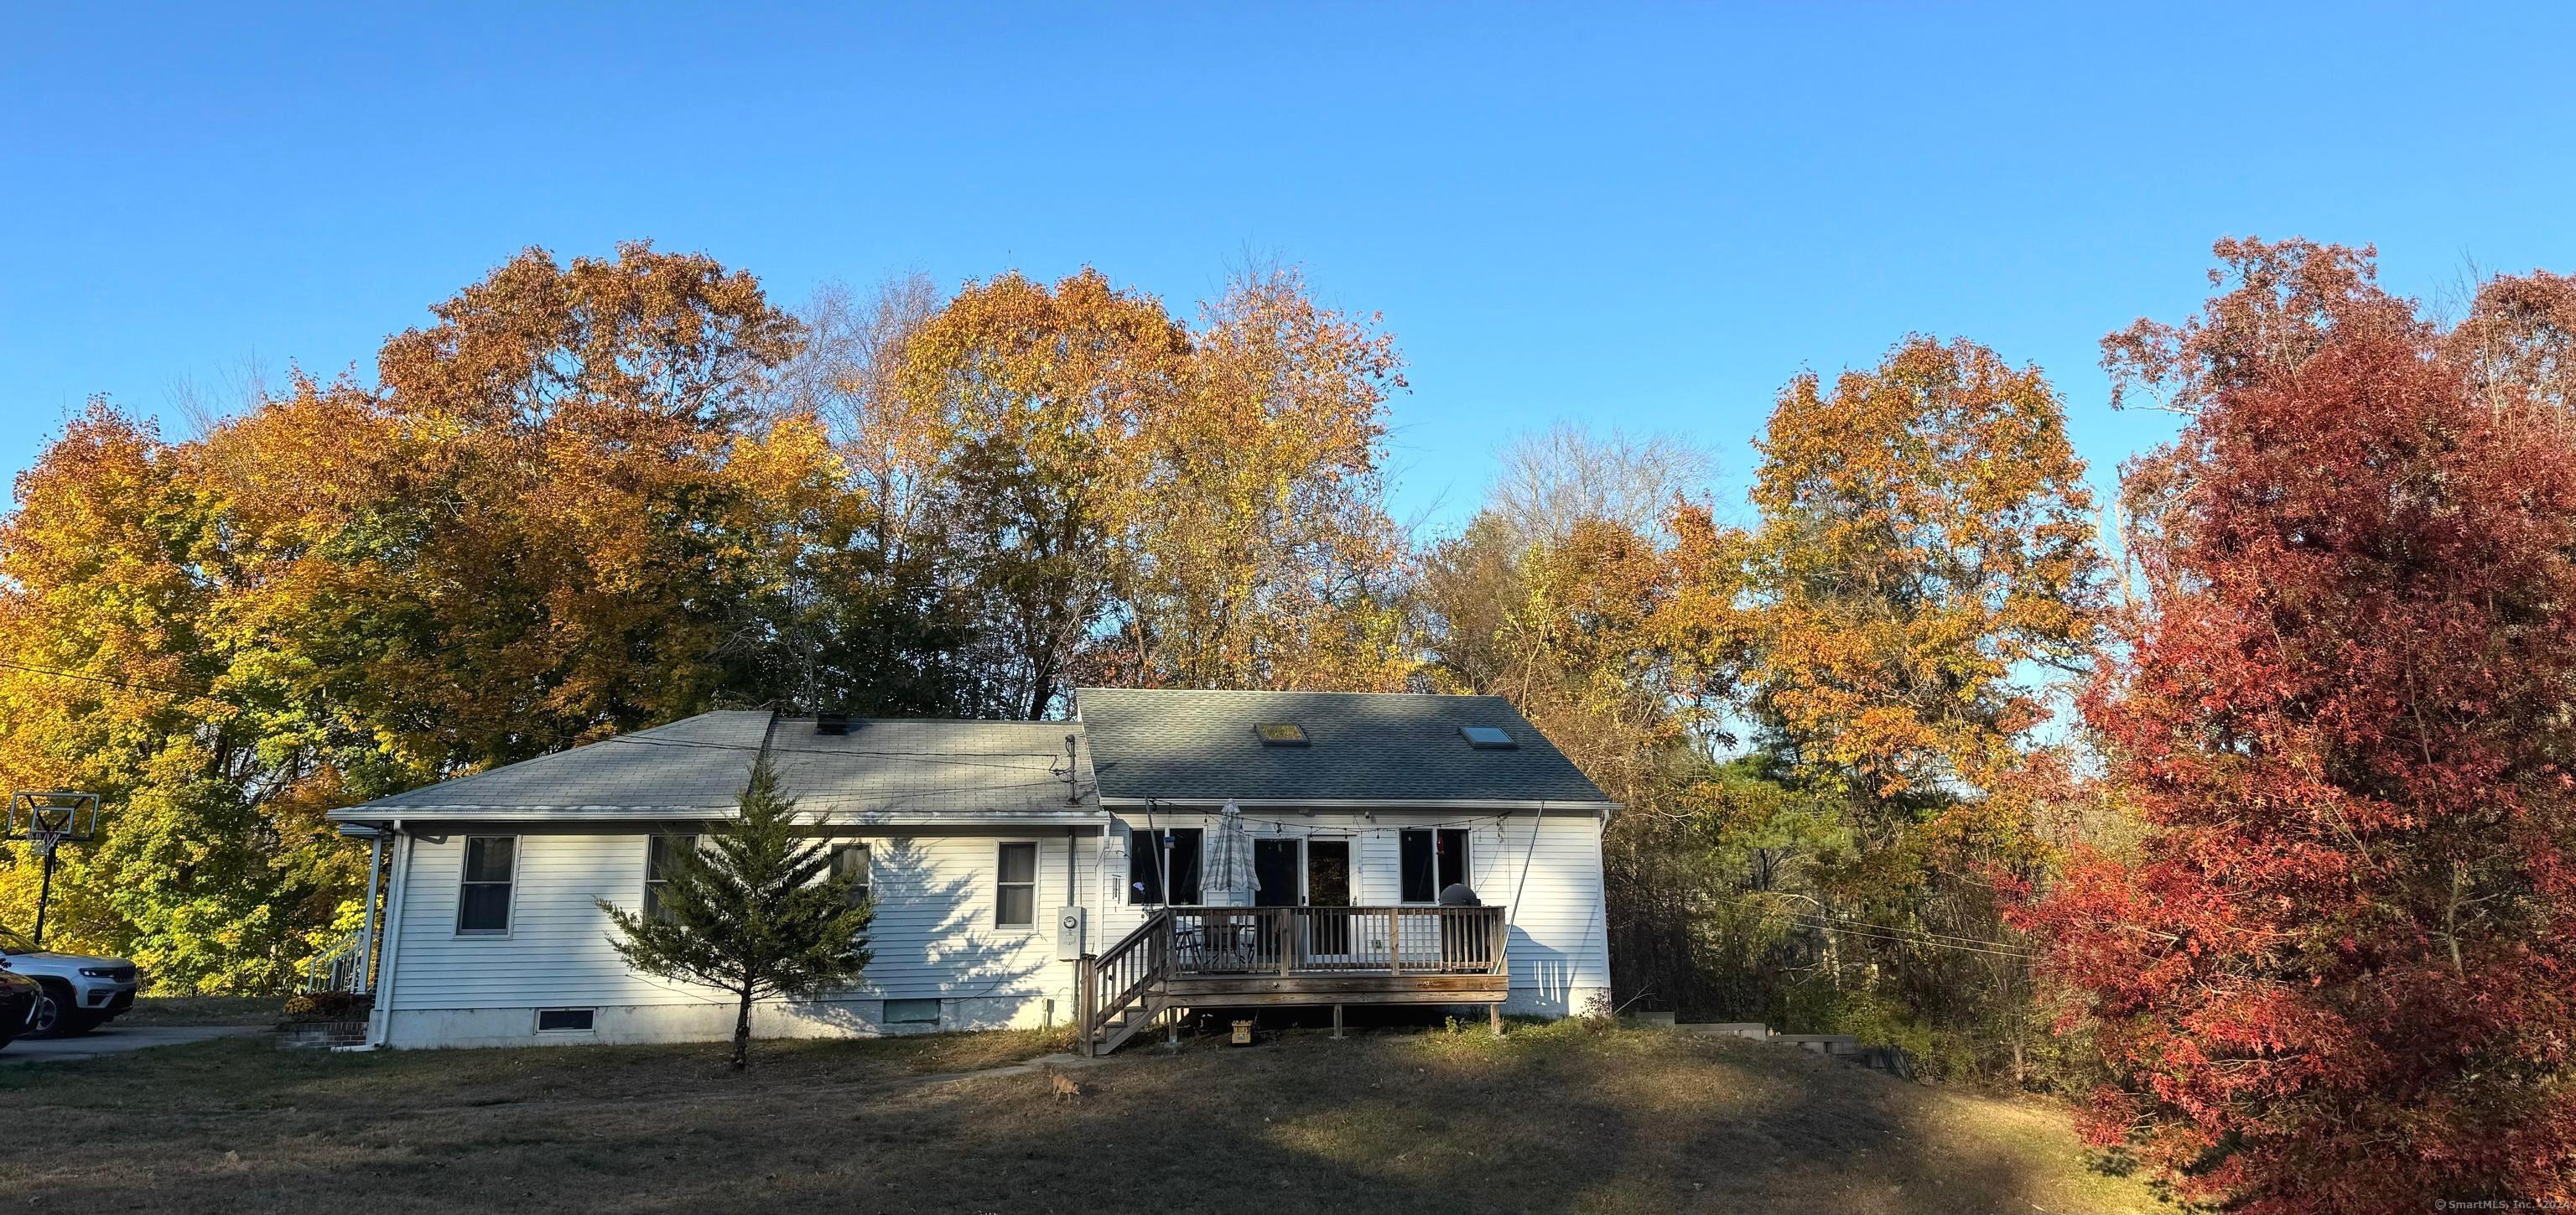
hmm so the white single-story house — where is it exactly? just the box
[327,688,1616,1051]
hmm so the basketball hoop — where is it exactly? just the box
[8,792,96,853]
[8,792,100,948]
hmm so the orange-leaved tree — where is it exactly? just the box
[1727,335,2106,1077]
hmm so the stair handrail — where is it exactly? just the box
[301,927,366,994]
[1081,908,1172,1051]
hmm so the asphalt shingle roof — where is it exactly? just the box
[764,717,1097,816]
[330,712,1100,821]
[1073,688,1614,807]
[346,710,772,815]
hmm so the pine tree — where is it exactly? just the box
[598,761,872,1069]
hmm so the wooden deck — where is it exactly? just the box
[1078,905,1509,1052]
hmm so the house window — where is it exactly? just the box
[457,836,516,933]
[643,834,697,921]
[885,998,940,1025]
[831,843,870,907]
[536,1008,595,1033]
[1127,827,1202,905]
[1399,828,1471,903]
[996,842,1037,927]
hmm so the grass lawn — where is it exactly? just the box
[0,1020,2165,1214]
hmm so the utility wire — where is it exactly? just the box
[0,657,200,698]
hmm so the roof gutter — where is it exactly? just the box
[1097,796,1619,813]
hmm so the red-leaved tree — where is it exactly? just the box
[2020,241,2576,1212]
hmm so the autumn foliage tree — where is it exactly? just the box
[1718,336,2105,1077]
[0,245,844,986]
[2021,241,2576,1210]
[0,248,1419,989]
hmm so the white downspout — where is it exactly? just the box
[363,826,413,1049]
[356,831,385,993]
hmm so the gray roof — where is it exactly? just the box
[1073,688,1614,807]
[335,710,772,818]
[765,717,1096,818]
[328,712,1100,823]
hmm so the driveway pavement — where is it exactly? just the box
[2,1024,268,1063]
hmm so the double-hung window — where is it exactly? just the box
[1399,828,1471,904]
[643,834,697,921]
[831,843,871,907]
[1126,827,1202,906]
[995,843,1037,927]
[457,836,517,933]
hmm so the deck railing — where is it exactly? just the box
[1078,905,1509,1055]
[1163,905,1507,978]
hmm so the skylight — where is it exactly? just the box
[1254,723,1310,747]
[1460,725,1517,750]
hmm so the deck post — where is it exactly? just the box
[1489,1002,1503,1036]
[1076,954,1093,1057]
[1332,1003,1343,1039]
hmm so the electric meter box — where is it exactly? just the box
[1055,906,1087,960]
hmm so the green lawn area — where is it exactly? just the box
[0,1020,2165,1214]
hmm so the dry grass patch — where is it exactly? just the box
[0,1020,2164,1214]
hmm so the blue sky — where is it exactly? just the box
[7,3,2573,532]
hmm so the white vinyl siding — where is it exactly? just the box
[384,829,1087,1013]
[378,810,1612,1036]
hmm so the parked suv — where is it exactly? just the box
[0,927,138,1037]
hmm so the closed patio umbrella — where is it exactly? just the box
[1202,798,1259,906]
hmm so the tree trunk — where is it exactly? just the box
[731,987,753,1071]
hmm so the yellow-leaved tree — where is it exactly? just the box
[1728,335,2106,1077]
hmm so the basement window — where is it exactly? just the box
[885,999,941,1026]
[535,1008,595,1034]
[1253,723,1309,746]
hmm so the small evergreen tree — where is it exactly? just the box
[599,761,872,1069]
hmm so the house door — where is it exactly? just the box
[1306,840,1352,957]
[1254,839,1301,906]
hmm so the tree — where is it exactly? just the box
[1487,423,1713,547]
[895,268,1189,718]
[599,762,871,1070]
[2100,236,2425,416]
[0,401,363,990]
[2019,250,2576,1210]
[1101,265,1414,692]
[1722,336,2106,1077]
[1737,335,2105,804]
[892,264,1417,706]
[762,277,988,716]
[1420,428,1742,1017]
[358,241,815,763]
[2448,268,2576,418]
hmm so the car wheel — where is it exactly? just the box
[28,984,83,1039]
